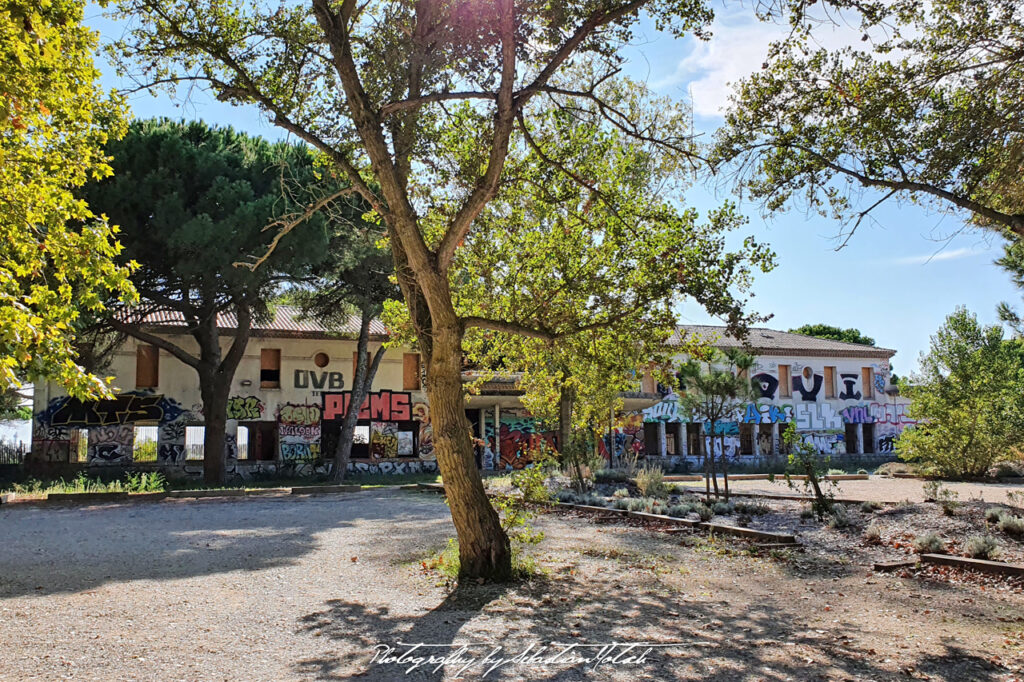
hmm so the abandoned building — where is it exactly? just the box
[30,310,909,477]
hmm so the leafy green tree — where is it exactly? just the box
[108,0,815,579]
[678,348,758,501]
[790,324,875,346]
[997,239,1024,337]
[780,422,836,520]
[0,0,133,399]
[713,0,1024,239]
[292,220,399,481]
[85,119,331,484]
[897,307,1024,478]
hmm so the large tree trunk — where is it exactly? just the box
[720,434,730,502]
[558,383,584,492]
[332,311,386,481]
[425,322,511,581]
[200,374,231,485]
[708,422,720,500]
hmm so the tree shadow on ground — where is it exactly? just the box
[293,510,1015,681]
[0,489,450,598]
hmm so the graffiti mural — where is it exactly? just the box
[740,402,793,424]
[157,421,187,463]
[838,373,861,401]
[800,431,844,455]
[792,371,823,401]
[412,402,434,459]
[226,396,264,421]
[36,391,186,428]
[794,403,842,430]
[323,390,411,421]
[87,425,134,464]
[370,422,399,459]
[277,402,321,461]
[752,373,779,400]
[484,409,557,470]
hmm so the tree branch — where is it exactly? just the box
[380,91,497,117]
[108,317,201,370]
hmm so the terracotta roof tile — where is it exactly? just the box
[668,325,895,358]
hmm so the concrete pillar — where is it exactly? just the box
[658,421,667,458]
[679,423,687,458]
[771,422,780,457]
[225,419,239,460]
[856,423,865,455]
[752,424,760,459]
[478,408,487,440]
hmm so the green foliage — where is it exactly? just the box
[132,440,158,462]
[782,422,836,519]
[634,465,667,499]
[594,469,630,484]
[789,325,875,347]
[9,471,166,495]
[0,0,134,399]
[667,503,694,518]
[713,0,1024,239]
[913,533,946,554]
[964,535,1000,560]
[922,482,961,516]
[612,487,630,499]
[997,514,1024,537]
[827,505,853,530]
[898,308,1024,477]
[985,507,1010,524]
[733,501,770,515]
[491,448,555,547]
[694,503,713,522]
[860,500,883,513]
[712,501,734,516]
[556,489,577,503]
[626,498,645,512]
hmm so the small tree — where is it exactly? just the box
[781,422,836,520]
[679,347,758,501]
[292,221,398,481]
[897,307,1024,478]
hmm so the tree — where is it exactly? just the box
[84,119,331,484]
[897,307,1024,478]
[997,239,1024,337]
[0,0,134,399]
[678,347,758,501]
[109,0,810,579]
[712,0,1024,240]
[292,220,399,481]
[789,324,875,346]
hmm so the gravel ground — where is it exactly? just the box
[675,476,1024,505]
[2,490,1023,681]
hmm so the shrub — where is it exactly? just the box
[827,506,853,529]
[912,532,946,554]
[1009,490,1024,509]
[997,514,1024,537]
[634,466,667,498]
[667,504,692,519]
[859,500,882,513]
[594,468,629,484]
[734,501,770,515]
[612,487,630,499]
[863,523,883,545]
[613,497,632,511]
[712,501,734,516]
[827,468,845,476]
[556,489,577,503]
[985,506,1009,524]
[857,469,869,475]
[799,507,815,520]
[964,534,1000,559]
[695,503,713,521]
[874,461,914,477]
[626,498,645,512]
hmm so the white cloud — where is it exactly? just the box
[891,247,986,266]
[647,8,866,119]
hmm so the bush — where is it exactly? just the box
[594,468,630,484]
[857,469,869,475]
[612,487,630,499]
[556,489,577,503]
[985,506,1009,524]
[863,523,883,545]
[799,507,815,520]
[712,501,734,516]
[860,500,883,513]
[997,514,1024,537]
[613,497,632,511]
[964,534,1000,559]
[734,501,770,515]
[913,532,946,554]
[827,468,845,476]
[874,461,917,477]
[695,503,713,521]
[626,498,645,512]
[827,506,853,529]
[634,466,667,498]
[667,504,693,518]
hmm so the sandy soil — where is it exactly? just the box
[1,489,1022,681]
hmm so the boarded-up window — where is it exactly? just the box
[862,367,874,399]
[403,353,421,390]
[778,364,791,398]
[136,345,159,388]
[824,366,836,399]
[641,369,657,393]
[260,348,281,388]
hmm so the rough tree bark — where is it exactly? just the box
[332,310,386,481]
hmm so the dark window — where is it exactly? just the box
[261,349,281,388]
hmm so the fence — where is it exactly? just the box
[0,441,27,465]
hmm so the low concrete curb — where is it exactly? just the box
[671,487,886,506]
[663,475,703,482]
[417,483,446,493]
[920,553,1024,577]
[167,488,245,498]
[48,492,129,502]
[699,522,797,545]
[290,485,361,495]
[874,559,917,572]
[0,492,14,505]
[245,487,292,496]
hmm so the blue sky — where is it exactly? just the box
[85,4,1020,375]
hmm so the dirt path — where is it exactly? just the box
[0,490,1020,680]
